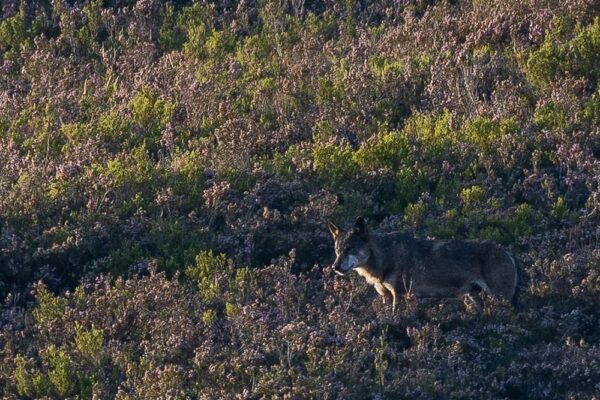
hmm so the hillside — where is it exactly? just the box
[1,0,600,398]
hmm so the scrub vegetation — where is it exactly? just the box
[1,0,600,398]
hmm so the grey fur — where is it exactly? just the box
[329,218,519,312]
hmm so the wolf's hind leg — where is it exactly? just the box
[472,279,491,294]
[464,292,484,312]
[460,281,485,312]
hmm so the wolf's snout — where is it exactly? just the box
[333,255,359,275]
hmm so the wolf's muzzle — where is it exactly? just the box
[333,255,357,275]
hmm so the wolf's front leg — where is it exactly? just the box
[374,282,393,305]
[382,282,398,313]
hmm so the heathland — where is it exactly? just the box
[1,0,600,398]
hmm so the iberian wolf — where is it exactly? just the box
[328,218,519,312]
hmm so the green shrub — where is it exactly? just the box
[318,78,344,104]
[168,149,206,204]
[260,146,303,179]
[430,208,462,239]
[393,167,428,212]
[316,57,354,107]
[235,32,273,78]
[14,355,52,398]
[462,116,519,152]
[373,332,389,389]
[177,3,234,61]
[8,103,64,158]
[218,167,257,194]
[0,2,48,52]
[97,110,131,148]
[312,143,358,188]
[33,284,68,328]
[129,90,175,149]
[186,250,233,301]
[506,203,539,239]
[460,185,486,209]
[583,87,600,124]
[369,56,405,81]
[0,8,28,51]
[202,309,217,325]
[99,244,145,275]
[433,176,461,201]
[230,267,254,302]
[550,196,576,222]
[534,103,568,130]
[92,145,155,213]
[403,200,427,231]
[305,12,338,41]
[148,218,209,274]
[159,3,214,54]
[354,131,410,171]
[74,323,104,362]
[225,301,241,317]
[528,17,600,86]
[159,4,186,52]
[47,345,75,397]
[15,356,34,397]
[61,122,94,146]
[403,110,457,161]
[406,110,453,143]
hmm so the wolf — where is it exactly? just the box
[328,217,519,312]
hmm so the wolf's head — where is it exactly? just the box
[328,217,371,275]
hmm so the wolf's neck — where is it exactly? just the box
[363,234,410,280]
[356,239,386,280]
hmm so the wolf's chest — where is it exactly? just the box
[355,267,382,286]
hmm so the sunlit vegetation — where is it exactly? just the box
[1,0,600,398]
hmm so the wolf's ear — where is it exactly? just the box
[328,221,341,239]
[354,217,368,238]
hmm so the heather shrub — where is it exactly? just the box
[1,251,598,399]
[1,0,600,398]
